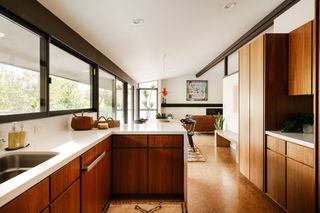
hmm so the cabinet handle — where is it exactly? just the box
[82,151,106,172]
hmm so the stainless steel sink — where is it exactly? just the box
[0,152,58,184]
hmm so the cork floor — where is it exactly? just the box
[187,134,284,213]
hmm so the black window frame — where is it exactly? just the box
[0,9,97,123]
[48,39,96,116]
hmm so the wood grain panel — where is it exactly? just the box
[239,45,250,179]
[112,135,147,148]
[41,207,49,213]
[287,158,315,213]
[249,36,264,191]
[266,136,286,155]
[82,138,111,213]
[112,148,148,194]
[50,157,80,201]
[288,21,313,95]
[148,149,183,195]
[266,150,286,208]
[0,178,49,213]
[148,135,183,148]
[264,34,313,130]
[50,179,80,213]
[287,142,314,167]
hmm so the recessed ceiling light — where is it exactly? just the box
[223,2,236,9]
[0,32,5,38]
[132,18,144,25]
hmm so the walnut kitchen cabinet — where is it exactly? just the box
[265,135,315,212]
[266,136,286,208]
[288,21,314,95]
[112,135,148,195]
[239,33,313,192]
[148,135,184,195]
[0,178,49,213]
[81,137,111,213]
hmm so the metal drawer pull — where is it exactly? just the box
[82,151,106,172]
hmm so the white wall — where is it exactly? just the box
[161,62,224,119]
[274,0,314,33]
[223,73,238,133]
[0,113,97,146]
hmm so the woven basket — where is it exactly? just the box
[71,113,94,130]
[94,116,108,128]
[106,117,120,128]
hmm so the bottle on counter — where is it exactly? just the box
[19,123,27,147]
[8,122,19,149]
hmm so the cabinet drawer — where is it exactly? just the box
[287,142,313,167]
[266,136,286,155]
[82,138,110,167]
[113,135,147,148]
[50,179,80,213]
[50,157,80,201]
[0,178,49,213]
[148,135,183,148]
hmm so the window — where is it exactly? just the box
[0,14,41,115]
[138,81,158,119]
[99,69,115,118]
[116,79,124,122]
[128,84,133,122]
[49,44,92,111]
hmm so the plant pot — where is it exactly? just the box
[303,124,314,134]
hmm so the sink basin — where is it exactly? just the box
[0,152,58,184]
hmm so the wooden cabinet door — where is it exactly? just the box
[112,148,148,194]
[288,21,313,95]
[82,138,111,213]
[0,178,49,213]
[287,158,315,213]
[249,36,264,191]
[50,179,80,213]
[266,150,286,208]
[148,148,183,195]
[239,45,250,179]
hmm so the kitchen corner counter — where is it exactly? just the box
[0,119,187,208]
[265,131,314,149]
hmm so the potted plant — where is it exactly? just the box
[214,113,225,130]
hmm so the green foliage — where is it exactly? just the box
[214,113,225,130]
[281,113,314,133]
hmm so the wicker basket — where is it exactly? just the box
[106,117,120,128]
[94,116,108,128]
[71,113,94,130]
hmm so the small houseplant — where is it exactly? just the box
[281,113,314,133]
[214,113,225,130]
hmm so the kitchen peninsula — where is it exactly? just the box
[0,119,187,212]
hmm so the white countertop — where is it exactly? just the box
[265,131,314,149]
[0,120,187,207]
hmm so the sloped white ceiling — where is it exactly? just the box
[38,0,284,82]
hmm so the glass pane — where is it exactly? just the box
[116,79,124,122]
[0,15,41,115]
[49,44,91,111]
[139,89,157,110]
[99,70,115,118]
[139,80,158,88]
[128,85,133,122]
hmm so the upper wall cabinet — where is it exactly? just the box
[288,21,313,95]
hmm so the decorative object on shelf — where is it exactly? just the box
[214,113,225,130]
[186,80,208,101]
[281,113,314,133]
[71,112,94,130]
[105,117,120,128]
[160,87,168,97]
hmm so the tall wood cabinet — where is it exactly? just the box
[239,34,313,191]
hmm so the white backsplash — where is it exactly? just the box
[0,112,97,147]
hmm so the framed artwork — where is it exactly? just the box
[186,80,208,101]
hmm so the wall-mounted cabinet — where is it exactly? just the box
[288,21,314,95]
